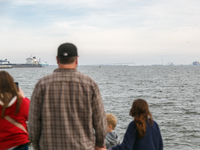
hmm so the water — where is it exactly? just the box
[3,66,200,150]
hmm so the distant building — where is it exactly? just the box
[166,62,174,66]
[193,61,200,65]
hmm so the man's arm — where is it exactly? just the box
[28,81,43,150]
[92,83,107,147]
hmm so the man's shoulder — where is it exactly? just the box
[76,71,95,80]
[37,69,97,87]
[74,71,99,87]
[37,72,55,83]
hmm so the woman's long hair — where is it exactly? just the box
[0,71,22,118]
[129,99,153,139]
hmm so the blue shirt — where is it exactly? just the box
[110,120,163,150]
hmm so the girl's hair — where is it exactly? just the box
[0,71,22,118]
[129,99,153,139]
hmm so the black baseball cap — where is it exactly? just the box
[57,43,78,57]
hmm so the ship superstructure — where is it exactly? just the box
[0,59,12,69]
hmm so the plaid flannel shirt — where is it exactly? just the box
[28,68,107,150]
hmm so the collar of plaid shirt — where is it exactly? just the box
[54,68,77,73]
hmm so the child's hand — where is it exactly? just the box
[95,146,107,150]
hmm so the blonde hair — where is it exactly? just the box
[106,113,117,130]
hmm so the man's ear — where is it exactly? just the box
[75,57,78,65]
[56,56,59,64]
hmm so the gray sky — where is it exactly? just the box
[0,0,200,65]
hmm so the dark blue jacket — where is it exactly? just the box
[109,120,163,150]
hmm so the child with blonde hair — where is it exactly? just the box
[105,113,120,149]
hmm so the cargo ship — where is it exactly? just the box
[0,56,42,68]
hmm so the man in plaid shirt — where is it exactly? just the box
[28,43,107,150]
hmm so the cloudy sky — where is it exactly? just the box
[0,0,200,65]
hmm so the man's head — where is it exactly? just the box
[106,113,117,132]
[57,43,78,68]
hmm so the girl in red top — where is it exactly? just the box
[0,71,30,150]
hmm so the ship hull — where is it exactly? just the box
[0,64,42,68]
[12,64,42,68]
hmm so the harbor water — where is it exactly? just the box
[3,66,200,150]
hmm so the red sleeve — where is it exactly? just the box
[21,97,30,121]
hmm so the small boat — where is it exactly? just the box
[39,61,49,67]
